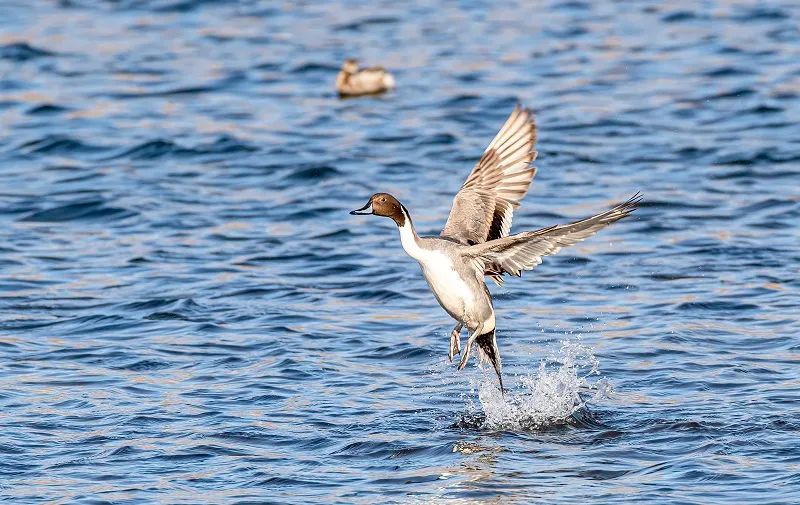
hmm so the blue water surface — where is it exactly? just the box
[1,1,799,503]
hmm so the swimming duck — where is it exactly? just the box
[350,105,640,392]
[336,59,395,97]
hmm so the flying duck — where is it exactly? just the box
[336,59,395,97]
[350,105,640,392]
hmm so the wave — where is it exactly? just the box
[109,135,256,160]
[0,42,55,61]
[21,199,136,222]
[16,135,106,155]
[26,104,70,115]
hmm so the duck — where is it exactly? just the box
[350,105,640,392]
[336,59,395,97]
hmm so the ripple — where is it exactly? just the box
[26,104,70,115]
[661,10,699,23]
[290,62,340,73]
[111,135,256,160]
[20,199,136,222]
[16,135,107,155]
[0,42,55,61]
[286,164,340,180]
[334,16,399,32]
[676,301,760,312]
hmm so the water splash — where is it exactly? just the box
[466,339,611,431]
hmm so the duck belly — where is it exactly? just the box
[418,252,475,322]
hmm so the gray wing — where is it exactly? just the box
[440,105,538,247]
[466,194,641,284]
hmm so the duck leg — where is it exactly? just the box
[448,322,463,362]
[457,323,484,371]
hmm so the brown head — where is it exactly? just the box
[342,59,359,74]
[349,193,407,226]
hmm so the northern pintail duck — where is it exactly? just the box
[350,105,640,392]
[336,59,395,97]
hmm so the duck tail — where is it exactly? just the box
[475,329,504,394]
[382,72,396,89]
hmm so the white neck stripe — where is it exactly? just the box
[397,209,423,260]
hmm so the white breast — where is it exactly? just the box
[397,219,473,320]
[400,218,476,321]
[417,250,473,320]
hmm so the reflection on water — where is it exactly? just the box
[1,0,800,503]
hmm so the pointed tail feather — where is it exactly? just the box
[475,330,504,394]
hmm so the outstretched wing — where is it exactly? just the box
[466,194,641,284]
[440,105,538,247]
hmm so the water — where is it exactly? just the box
[1,1,799,503]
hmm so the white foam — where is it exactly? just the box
[466,339,611,430]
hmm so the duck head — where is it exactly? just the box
[350,193,406,226]
[341,59,359,74]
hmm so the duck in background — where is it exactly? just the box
[336,59,395,97]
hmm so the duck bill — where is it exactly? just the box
[349,200,373,215]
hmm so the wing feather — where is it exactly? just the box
[466,194,641,281]
[441,105,538,249]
